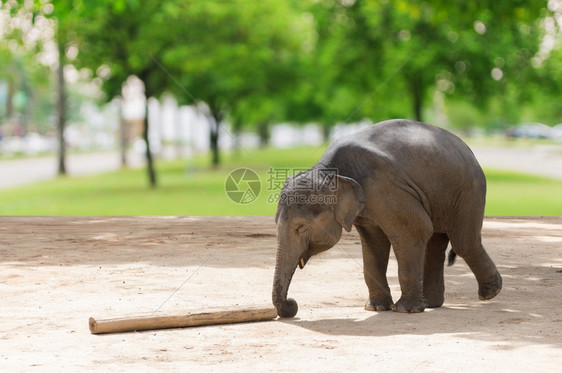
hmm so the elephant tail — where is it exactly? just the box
[447,249,457,266]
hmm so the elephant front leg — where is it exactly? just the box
[423,233,449,308]
[356,225,393,311]
[392,238,431,313]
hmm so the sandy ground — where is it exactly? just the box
[1,216,561,372]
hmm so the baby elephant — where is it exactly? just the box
[272,119,502,318]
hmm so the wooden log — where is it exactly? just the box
[89,306,278,334]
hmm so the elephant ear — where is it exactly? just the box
[334,175,365,232]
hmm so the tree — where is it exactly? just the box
[292,0,549,129]
[276,1,389,136]
[362,0,548,123]
[2,0,115,173]
[75,1,173,187]
[527,46,562,125]
[161,0,309,165]
[0,43,51,133]
[5,0,178,184]
[526,3,562,126]
[55,19,67,174]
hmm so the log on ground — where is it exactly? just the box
[89,306,278,334]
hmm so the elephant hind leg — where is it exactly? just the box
[423,233,449,308]
[449,232,502,301]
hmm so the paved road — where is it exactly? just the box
[471,145,562,180]
[0,151,144,190]
[0,144,561,190]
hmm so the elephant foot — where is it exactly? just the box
[424,296,444,308]
[478,270,502,301]
[392,296,425,313]
[423,291,444,308]
[364,296,393,312]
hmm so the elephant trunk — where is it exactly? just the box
[272,242,299,318]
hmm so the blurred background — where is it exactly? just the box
[0,0,561,216]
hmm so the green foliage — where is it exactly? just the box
[0,44,52,129]
[527,48,562,125]
[74,1,169,98]
[0,2,54,129]
[0,147,560,216]
[360,0,546,121]
[446,100,484,132]
[3,0,561,158]
[273,0,553,129]
[167,1,309,124]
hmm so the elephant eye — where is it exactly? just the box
[296,224,309,233]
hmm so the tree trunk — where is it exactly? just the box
[175,102,183,159]
[6,80,14,119]
[210,124,219,166]
[322,124,331,141]
[413,89,423,122]
[208,103,222,167]
[257,122,269,148]
[56,38,67,176]
[118,98,128,168]
[410,73,424,122]
[143,97,157,188]
[232,118,242,158]
[138,77,157,188]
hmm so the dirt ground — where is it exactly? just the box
[1,216,561,372]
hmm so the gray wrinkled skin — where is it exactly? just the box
[272,119,502,318]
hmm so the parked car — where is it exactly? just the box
[552,124,562,141]
[0,133,55,156]
[507,123,554,139]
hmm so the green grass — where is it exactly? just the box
[484,170,562,215]
[465,136,561,148]
[0,146,560,216]
[0,147,324,216]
